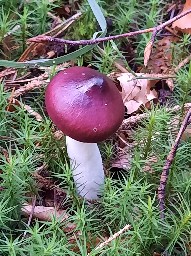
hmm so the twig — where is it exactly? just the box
[28,8,191,46]
[7,96,43,121]
[119,103,191,131]
[19,12,82,62]
[174,53,191,73]
[23,195,37,238]
[10,73,48,98]
[21,102,43,121]
[87,224,131,255]
[7,63,69,98]
[158,108,191,219]
[29,28,154,45]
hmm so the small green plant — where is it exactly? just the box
[16,6,32,52]
[0,7,13,44]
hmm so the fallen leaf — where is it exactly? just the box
[53,130,64,140]
[111,147,132,170]
[22,204,69,222]
[22,204,76,233]
[166,78,174,91]
[117,73,158,114]
[172,0,191,34]
[146,36,179,76]
[144,40,153,67]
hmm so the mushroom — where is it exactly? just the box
[45,66,124,200]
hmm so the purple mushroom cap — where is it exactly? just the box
[45,66,124,143]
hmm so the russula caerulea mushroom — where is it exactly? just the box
[45,66,124,200]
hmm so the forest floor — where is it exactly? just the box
[1,0,191,255]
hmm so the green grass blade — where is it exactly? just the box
[0,0,107,68]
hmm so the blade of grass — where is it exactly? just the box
[0,0,107,68]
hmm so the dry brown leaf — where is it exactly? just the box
[112,148,132,170]
[166,78,174,91]
[22,204,69,222]
[22,204,76,233]
[117,73,158,114]
[144,40,153,67]
[172,0,191,34]
[53,130,64,140]
[146,36,179,79]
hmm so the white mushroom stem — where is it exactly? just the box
[66,136,104,200]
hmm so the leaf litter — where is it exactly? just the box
[117,72,158,114]
[172,0,191,34]
[1,0,191,254]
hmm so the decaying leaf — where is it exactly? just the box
[111,147,132,170]
[144,40,153,67]
[146,36,179,75]
[172,0,191,34]
[117,73,158,114]
[22,204,76,233]
[166,78,174,91]
[22,204,69,222]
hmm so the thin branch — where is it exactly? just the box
[9,73,48,98]
[28,28,154,45]
[21,102,43,121]
[158,108,191,219]
[119,103,191,131]
[87,224,131,255]
[28,8,191,46]
[174,53,191,73]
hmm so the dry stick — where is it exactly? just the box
[28,8,191,46]
[11,73,48,98]
[19,12,82,62]
[158,108,191,219]
[174,53,191,73]
[119,103,191,130]
[21,102,43,121]
[87,224,131,256]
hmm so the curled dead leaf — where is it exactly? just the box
[172,0,191,34]
[166,78,174,91]
[144,40,153,67]
[22,204,69,222]
[117,73,158,114]
[22,204,76,233]
[112,148,132,170]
